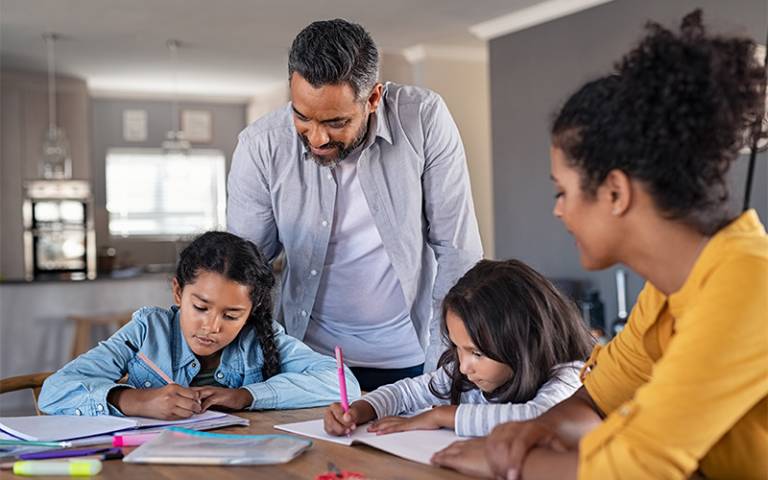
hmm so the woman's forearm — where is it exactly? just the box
[536,387,603,448]
[521,448,579,480]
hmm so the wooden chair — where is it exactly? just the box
[0,372,54,415]
[68,311,133,359]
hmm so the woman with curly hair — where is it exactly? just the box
[39,231,360,418]
[432,10,767,479]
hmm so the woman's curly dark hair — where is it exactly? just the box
[552,10,766,235]
[175,231,280,379]
[429,259,594,405]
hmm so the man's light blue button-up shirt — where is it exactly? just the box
[227,82,483,371]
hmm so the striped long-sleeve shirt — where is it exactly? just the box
[361,361,583,437]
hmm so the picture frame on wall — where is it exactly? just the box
[181,109,213,143]
[122,109,148,142]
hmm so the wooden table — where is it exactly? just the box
[11,407,475,479]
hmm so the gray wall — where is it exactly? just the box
[489,0,767,330]
[90,99,247,267]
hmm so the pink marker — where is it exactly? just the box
[112,432,159,447]
[335,346,349,413]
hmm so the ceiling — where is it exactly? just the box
[0,0,548,101]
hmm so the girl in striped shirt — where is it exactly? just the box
[324,259,594,437]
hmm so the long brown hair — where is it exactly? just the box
[430,259,593,404]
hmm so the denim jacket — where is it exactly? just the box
[38,306,360,416]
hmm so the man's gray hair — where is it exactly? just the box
[288,19,379,100]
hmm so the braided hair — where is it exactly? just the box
[175,231,280,379]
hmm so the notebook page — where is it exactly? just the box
[274,418,465,464]
[0,415,136,441]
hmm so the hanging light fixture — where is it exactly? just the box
[40,33,73,179]
[162,39,190,154]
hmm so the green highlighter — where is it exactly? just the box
[12,459,102,476]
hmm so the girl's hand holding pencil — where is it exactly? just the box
[107,384,202,420]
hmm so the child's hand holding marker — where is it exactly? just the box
[324,346,374,436]
[323,400,376,436]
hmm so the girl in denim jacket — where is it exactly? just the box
[39,231,360,419]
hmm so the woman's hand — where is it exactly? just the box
[191,386,253,411]
[367,405,457,434]
[108,384,202,420]
[323,400,377,436]
[431,438,495,478]
[485,420,571,479]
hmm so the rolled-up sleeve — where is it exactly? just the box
[579,256,768,479]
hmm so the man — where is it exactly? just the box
[227,19,482,391]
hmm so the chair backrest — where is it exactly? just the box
[0,372,54,415]
[68,311,134,359]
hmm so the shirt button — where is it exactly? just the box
[321,220,328,227]
[96,404,104,412]
[300,310,308,317]
[144,381,151,387]
[191,361,197,368]
[216,372,224,379]
[619,405,632,416]
[310,269,317,276]
[75,409,82,416]
[327,173,333,180]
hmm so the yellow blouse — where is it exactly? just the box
[579,210,768,480]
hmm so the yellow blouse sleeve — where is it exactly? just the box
[581,283,657,415]
[578,255,768,479]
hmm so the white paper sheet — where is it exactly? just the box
[0,410,229,441]
[274,418,465,465]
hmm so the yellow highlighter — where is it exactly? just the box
[13,459,102,476]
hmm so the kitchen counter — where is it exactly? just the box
[0,270,174,414]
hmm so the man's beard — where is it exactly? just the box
[300,116,370,168]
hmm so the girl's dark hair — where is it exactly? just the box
[552,10,766,235]
[430,259,594,405]
[175,231,279,379]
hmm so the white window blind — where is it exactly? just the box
[106,148,226,238]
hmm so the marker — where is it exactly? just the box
[20,447,122,461]
[125,340,175,384]
[0,439,72,448]
[335,346,349,413]
[9,459,102,476]
[112,432,160,447]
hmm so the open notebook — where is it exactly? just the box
[274,418,467,465]
[0,410,247,442]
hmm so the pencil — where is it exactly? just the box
[124,340,175,384]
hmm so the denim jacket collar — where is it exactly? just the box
[170,305,197,369]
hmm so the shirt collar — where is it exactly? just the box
[171,305,197,368]
[668,209,765,314]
